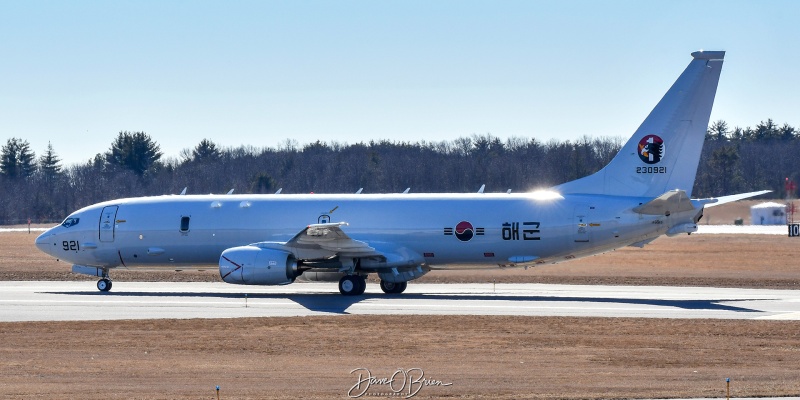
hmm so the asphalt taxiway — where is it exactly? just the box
[1,281,799,322]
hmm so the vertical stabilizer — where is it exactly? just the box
[555,51,724,198]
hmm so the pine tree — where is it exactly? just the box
[105,131,162,176]
[39,142,62,179]
[0,138,36,179]
[192,139,221,163]
[706,120,730,141]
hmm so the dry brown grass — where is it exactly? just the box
[2,316,798,399]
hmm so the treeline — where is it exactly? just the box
[0,119,796,224]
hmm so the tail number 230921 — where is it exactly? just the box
[636,166,667,174]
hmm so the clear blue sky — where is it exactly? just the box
[1,0,797,166]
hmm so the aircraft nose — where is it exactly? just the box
[35,229,58,256]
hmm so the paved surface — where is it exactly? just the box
[1,281,799,322]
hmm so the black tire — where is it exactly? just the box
[339,275,362,296]
[380,280,397,293]
[395,281,407,293]
[354,275,366,295]
[97,279,111,292]
[380,280,407,294]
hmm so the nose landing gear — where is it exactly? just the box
[96,268,112,292]
[97,278,112,292]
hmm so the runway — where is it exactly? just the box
[2,281,799,322]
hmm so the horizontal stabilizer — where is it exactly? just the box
[695,190,772,208]
[632,190,695,216]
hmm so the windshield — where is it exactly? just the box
[61,217,80,228]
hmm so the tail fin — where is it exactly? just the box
[555,50,725,198]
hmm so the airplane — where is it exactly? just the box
[35,50,768,295]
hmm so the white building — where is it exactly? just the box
[750,202,787,225]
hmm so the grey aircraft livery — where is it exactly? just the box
[35,50,768,295]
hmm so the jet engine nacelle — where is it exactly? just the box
[219,246,299,285]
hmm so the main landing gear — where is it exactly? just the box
[337,274,410,296]
[379,280,407,294]
[338,274,366,296]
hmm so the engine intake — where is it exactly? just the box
[219,246,299,285]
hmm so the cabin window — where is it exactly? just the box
[180,216,190,232]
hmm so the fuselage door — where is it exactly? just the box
[574,205,591,242]
[99,206,119,242]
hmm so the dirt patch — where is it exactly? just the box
[1,316,799,399]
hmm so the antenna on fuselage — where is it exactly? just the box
[179,187,187,195]
[274,188,283,194]
[226,189,235,195]
[478,184,485,194]
[402,187,411,194]
[355,188,363,194]
[507,189,512,194]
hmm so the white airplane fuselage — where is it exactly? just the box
[37,192,687,270]
[35,50,741,295]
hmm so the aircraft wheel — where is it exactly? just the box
[97,278,112,292]
[380,280,407,294]
[395,281,407,293]
[354,275,366,295]
[339,275,365,296]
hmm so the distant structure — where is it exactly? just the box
[750,202,787,225]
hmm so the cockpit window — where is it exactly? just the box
[62,217,80,228]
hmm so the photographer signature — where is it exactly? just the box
[348,367,453,398]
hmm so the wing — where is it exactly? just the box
[256,222,382,260]
[251,222,427,275]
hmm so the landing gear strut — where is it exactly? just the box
[380,280,407,294]
[339,275,366,296]
[96,269,112,292]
